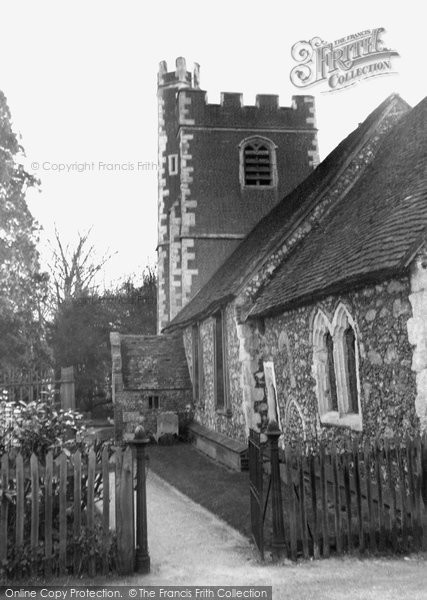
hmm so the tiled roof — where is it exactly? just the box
[250,96,427,317]
[165,94,410,330]
[120,333,191,390]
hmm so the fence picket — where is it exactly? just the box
[87,447,96,578]
[16,453,24,548]
[375,440,386,552]
[406,438,416,543]
[309,452,320,559]
[102,446,110,574]
[331,443,343,554]
[59,452,67,575]
[343,446,353,552]
[397,442,408,550]
[115,446,123,534]
[352,440,364,553]
[30,453,40,567]
[297,444,309,559]
[73,450,82,576]
[285,444,298,561]
[364,442,376,553]
[45,451,53,578]
[0,454,9,563]
[414,437,423,549]
[385,439,398,552]
[319,443,330,558]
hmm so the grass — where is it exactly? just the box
[145,441,252,537]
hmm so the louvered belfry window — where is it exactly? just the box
[244,141,273,186]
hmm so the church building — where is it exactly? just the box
[111,58,427,468]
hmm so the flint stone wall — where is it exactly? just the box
[183,276,419,447]
[259,276,418,447]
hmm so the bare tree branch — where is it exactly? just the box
[48,227,116,306]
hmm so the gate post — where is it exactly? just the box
[266,420,286,559]
[129,426,151,574]
[60,366,75,410]
[421,433,427,550]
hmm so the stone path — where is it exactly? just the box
[113,471,427,599]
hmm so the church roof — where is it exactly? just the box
[249,96,427,317]
[120,333,191,390]
[164,94,416,330]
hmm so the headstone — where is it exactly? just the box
[156,411,179,439]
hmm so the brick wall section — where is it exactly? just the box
[157,58,318,330]
[111,331,192,439]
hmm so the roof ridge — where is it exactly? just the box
[248,99,427,317]
[235,94,409,297]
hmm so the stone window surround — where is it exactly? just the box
[312,303,363,431]
[213,310,232,417]
[238,136,278,190]
[191,322,204,406]
[148,395,160,409]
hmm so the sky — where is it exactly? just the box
[0,0,425,288]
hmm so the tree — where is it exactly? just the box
[49,227,113,307]
[0,91,50,370]
[49,258,157,412]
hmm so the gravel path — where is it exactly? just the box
[112,471,427,599]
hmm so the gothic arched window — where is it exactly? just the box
[239,137,277,188]
[312,304,362,431]
[325,331,338,412]
[332,304,361,419]
[344,325,359,414]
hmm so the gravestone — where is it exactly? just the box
[156,411,179,441]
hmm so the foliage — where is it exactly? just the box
[49,268,157,411]
[0,91,50,370]
[0,514,117,581]
[0,396,117,581]
[0,398,86,460]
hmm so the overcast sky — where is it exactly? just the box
[0,1,424,287]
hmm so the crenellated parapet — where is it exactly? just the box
[177,89,317,130]
[158,57,199,89]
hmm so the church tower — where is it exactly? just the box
[157,57,319,332]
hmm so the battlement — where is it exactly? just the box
[158,59,316,130]
[177,87,316,130]
[158,57,200,89]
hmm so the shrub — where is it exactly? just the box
[0,398,87,460]
[0,398,117,581]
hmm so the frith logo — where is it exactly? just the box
[290,28,399,92]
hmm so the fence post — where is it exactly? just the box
[60,366,75,410]
[129,425,151,574]
[421,433,427,550]
[116,446,135,575]
[266,420,286,559]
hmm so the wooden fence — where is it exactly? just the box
[0,445,135,579]
[262,436,425,559]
